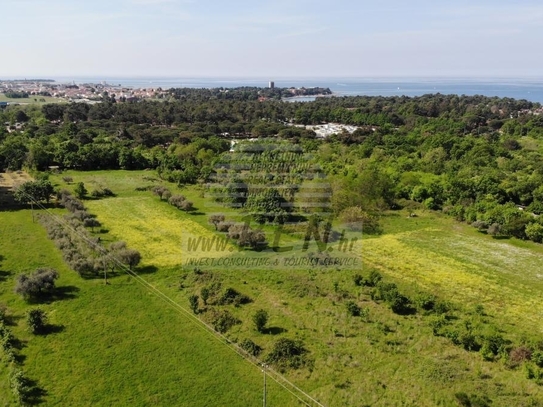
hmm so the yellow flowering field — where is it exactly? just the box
[86,196,236,267]
[363,226,543,329]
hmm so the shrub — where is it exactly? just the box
[161,190,172,201]
[74,182,87,199]
[228,224,266,249]
[15,268,59,300]
[415,293,436,311]
[71,210,92,221]
[253,309,269,333]
[353,274,363,286]
[532,350,543,368]
[59,193,85,212]
[201,287,210,305]
[168,194,186,208]
[152,186,171,200]
[487,223,502,237]
[27,308,47,334]
[454,392,471,407]
[265,338,310,370]
[90,187,114,198]
[346,301,361,316]
[526,222,543,243]
[240,338,262,357]
[361,269,382,287]
[9,367,33,404]
[189,295,199,314]
[210,310,240,333]
[217,221,235,232]
[372,281,412,314]
[115,248,142,271]
[471,220,489,231]
[433,301,450,315]
[83,217,101,231]
[219,288,252,306]
[179,200,194,211]
[209,214,225,230]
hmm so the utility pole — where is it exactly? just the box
[262,364,267,407]
[30,201,35,223]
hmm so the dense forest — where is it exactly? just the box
[2,90,543,243]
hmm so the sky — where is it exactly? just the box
[2,0,543,78]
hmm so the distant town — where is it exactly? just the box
[0,79,332,105]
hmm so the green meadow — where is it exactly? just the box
[2,170,543,406]
[0,94,64,105]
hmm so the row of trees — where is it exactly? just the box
[39,190,141,277]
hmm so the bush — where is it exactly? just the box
[526,222,543,243]
[219,288,251,306]
[454,392,471,407]
[74,182,87,199]
[209,214,225,230]
[90,187,115,198]
[115,248,142,271]
[200,287,210,305]
[27,308,47,334]
[346,301,361,316]
[9,367,33,404]
[415,293,436,311]
[372,281,412,314]
[228,224,267,249]
[253,309,268,333]
[15,268,59,300]
[189,295,199,314]
[353,274,363,286]
[487,223,502,237]
[217,221,235,232]
[179,200,194,211]
[59,192,85,212]
[532,350,543,368]
[265,338,310,370]
[152,186,171,200]
[240,338,262,357]
[471,220,489,231]
[210,310,240,333]
[168,194,186,208]
[361,269,382,287]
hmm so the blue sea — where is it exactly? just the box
[47,77,543,104]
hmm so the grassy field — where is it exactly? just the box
[363,212,543,333]
[35,170,543,406]
[0,94,64,104]
[0,207,297,405]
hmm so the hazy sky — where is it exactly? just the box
[2,0,542,78]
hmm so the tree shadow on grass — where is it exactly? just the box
[24,378,48,405]
[42,324,65,336]
[0,269,10,282]
[50,285,80,302]
[265,327,287,335]
[393,306,417,316]
[27,286,80,305]
[135,265,159,275]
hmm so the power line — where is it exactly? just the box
[22,193,326,407]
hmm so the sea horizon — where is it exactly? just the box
[3,76,543,103]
